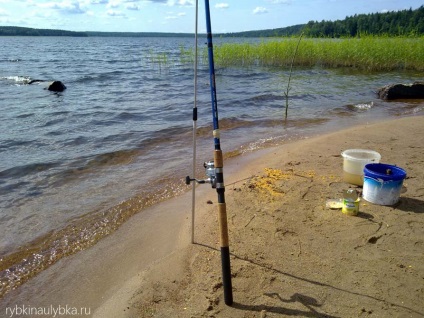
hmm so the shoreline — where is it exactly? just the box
[0,112,395,297]
[1,115,423,317]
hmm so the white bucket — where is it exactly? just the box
[341,149,381,186]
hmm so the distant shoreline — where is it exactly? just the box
[1,5,423,38]
[0,27,194,37]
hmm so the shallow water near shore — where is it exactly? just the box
[0,36,423,297]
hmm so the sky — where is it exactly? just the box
[0,0,423,33]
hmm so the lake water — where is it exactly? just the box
[0,36,422,297]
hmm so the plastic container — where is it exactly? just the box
[341,149,381,186]
[363,163,406,205]
[342,189,360,216]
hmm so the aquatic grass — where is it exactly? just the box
[179,44,194,64]
[213,42,256,66]
[208,37,424,71]
[147,48,171,70]
[284,33,303,120]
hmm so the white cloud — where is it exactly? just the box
[139,0,193,7]
[107,9,125,16]
[165,11,185,19]
[0,8,9,16]
[215,3,229,9]
[165,0,194,6]
[142,0,167,3]
[126,3,140,10]
[107,0,121,8]
[175,0,193,6]
[58,2,86,14]
[264,0,291,3]
[253,6,268,14]
[36,1,87,14]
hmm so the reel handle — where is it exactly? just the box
[186,176,206,185]
[186,176,216,187]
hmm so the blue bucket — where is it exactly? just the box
[363,163,406,205]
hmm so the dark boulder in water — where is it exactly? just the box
[27,79,66,92]
[46,81,67,92]
[377,82,424,100]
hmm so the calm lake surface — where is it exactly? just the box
[0,36,423,296]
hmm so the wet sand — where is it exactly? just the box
[1,116,423,318]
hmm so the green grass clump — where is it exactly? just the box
[210,37,424,71]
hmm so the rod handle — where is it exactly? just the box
[218,202,233,305]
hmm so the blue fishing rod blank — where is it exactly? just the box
[204,0,233,306]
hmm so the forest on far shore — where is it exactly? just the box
[302,5,423,37]
[0,5,423,38]
[226,5,424,37]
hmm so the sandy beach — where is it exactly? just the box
[1,115,423,318]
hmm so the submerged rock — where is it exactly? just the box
[377,82,424,100]
[46,81,67,92]
[26,79,67,92]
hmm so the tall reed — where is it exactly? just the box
[210,36,424,71]
[284,33,303,120]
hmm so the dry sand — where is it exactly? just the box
[1,116,423,318]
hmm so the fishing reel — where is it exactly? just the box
[186,160,217,188]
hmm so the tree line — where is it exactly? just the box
[302,5,424,37]
[221,6,424,38]
[0,26,88,37]
[221,24,304,38]
[0,26,192,37]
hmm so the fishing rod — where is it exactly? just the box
[191,0,199,245]
[185,0,234,306]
